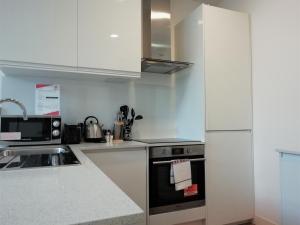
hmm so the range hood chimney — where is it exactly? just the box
[142,0,192,74]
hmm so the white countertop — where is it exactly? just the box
[0,141,147,225]
[75,140,205,149]
[144,141,205,147]
[0,140,205,225]
[72,141,148,150]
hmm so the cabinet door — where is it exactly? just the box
[78,0,141,72]
[204,5,252,130]
[0,0,77,67]
[205,131,254,225]
[85,148,147,225]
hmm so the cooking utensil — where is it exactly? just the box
[120,105,129,120]
[129,108,136,125]
[135,115,143,120]
[118,105,144,141]
[131,108,135,119]
[131,115,143,126]
[113,112,124,141]
[84,116,105,142]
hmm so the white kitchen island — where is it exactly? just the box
[0,141,147,225]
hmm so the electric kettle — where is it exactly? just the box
[84,116,104,142]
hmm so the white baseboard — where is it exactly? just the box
[254,216,278,225]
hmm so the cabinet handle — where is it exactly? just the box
[152,158,206,165]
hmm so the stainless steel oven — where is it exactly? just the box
[149,144,205,215]
[1,115,61,146]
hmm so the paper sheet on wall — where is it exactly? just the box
[35,84,60,116]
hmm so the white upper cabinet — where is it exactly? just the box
[204,5,252,131]
[0,0,77,67]
[174,4,252,133]
[0,0,141,78]
[78,0,142,73]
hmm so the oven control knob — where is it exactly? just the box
[52,120,60,128]
[52,129,60,137]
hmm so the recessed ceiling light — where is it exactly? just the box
[110,34,119,38]
[151,43,170,48]
[151,11,171,20]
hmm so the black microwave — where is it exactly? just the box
[0,115,61,145]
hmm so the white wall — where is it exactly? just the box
[213,0,300,224]
[0,74,177,139]
[171,0,202,26]
[170,0,220,26]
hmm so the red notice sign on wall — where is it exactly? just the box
[35,84,60,116]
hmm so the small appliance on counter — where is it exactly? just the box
[83,116,106,143]
[62,124,82,144]
[0,115,62,146]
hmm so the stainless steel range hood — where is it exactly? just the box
[142,0,192,74]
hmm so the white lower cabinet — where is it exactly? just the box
[205,131,254,225]
[149,207,205,225]
[84,148,147,225]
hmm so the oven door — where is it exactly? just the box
[1,116,52,142]
[149,155,205,215]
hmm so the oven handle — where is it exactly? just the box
[152,158,206,165]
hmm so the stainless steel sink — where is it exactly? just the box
[0,145,80,171]
[1,146,68,157]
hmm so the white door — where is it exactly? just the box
[0,0,77,67]
[78,0,141,72]
[205,131,254,225]
[204,5,252,131]
[85,148,147,225]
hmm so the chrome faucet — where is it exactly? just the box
[0,98,28,150]
[0,98,28,120]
